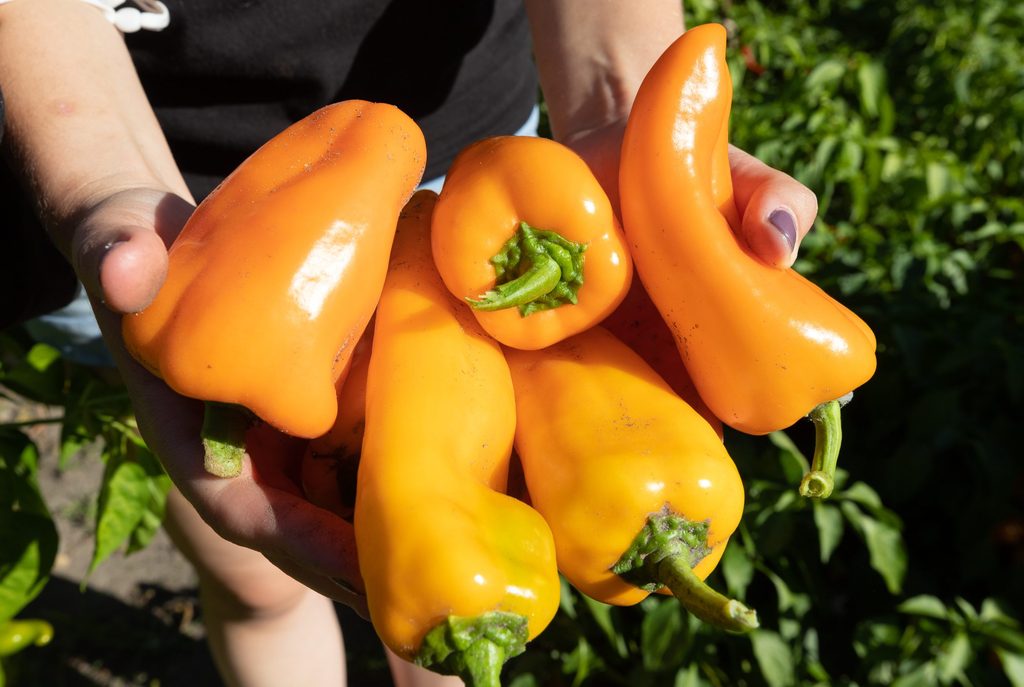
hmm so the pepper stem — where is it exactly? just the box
[468,221,587,317]
[415,612,528,687]
[798,398,844,499]
[649,553,760,633]
[612,509,758,634]
[201,402,250,478]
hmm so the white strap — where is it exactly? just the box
[0,0,170,33]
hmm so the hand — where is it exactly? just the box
[563,123,818,268]
[68,187,368,615]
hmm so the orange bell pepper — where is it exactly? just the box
[123,101,425,477]
[619,24,877,497]
[505,326,756,632]
[355,191,559,687]
[432,136,633,350]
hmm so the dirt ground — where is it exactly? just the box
[4,398,390,687]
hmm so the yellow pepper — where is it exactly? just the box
[355,191,560,686]
[505,326,757,632]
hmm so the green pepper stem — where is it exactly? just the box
[201,402,250,478]
[468,221,587,317]
[415,612,528,687]
[799,398,844,499]
[469,252,562,311]
[648,553,759,633]
[0,619,54,657]
[613,510,758,634]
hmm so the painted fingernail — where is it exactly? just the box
[768,207,798,254]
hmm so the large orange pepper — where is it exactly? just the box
[505,326,756,632]
[355,191,559,687]
[432,136,633,350]
[123,101,425,477]
[619,24,877,497]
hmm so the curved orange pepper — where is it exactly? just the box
[123,101,425,476]
[432,136,632,350]
[355,191,559,686]
[619,24,877,496]
[505,326,755,632]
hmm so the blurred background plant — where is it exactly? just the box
[2,0,1022,684]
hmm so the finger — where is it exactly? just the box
[728,145,818,269]
[72,189,193,313]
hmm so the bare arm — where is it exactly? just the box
[0,0,188,310]
[0,0,366,610]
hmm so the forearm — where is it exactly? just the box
[0,0,188,252]
[524,0,684,140]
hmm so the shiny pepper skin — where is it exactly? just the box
[123,101,426,440]
[432,135,633,350]
[619,24,877,436]
[505,326,745,610]
[355,191,560,672]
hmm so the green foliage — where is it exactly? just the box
[0,330,171,601]
[2,1,1023,685]
[503,0,1024,684]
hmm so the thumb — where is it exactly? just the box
[728,145,819,269]
[71,188,193,314]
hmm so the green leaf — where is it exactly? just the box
[720,541,754,598]
[936,632,972,683]
[898,595,950,620]
[926,161,951,201]
[87,437,170,576]
[0,432,58,623]
[998,649,1024,687]
[892,662,939,687]
[582,595,627,659]
[674,664,705,687]
[559,576,578,620]
[561,636,599,687]
[838,481,884,511]
[813,502,844,563]
[841,502,907,594]
[768,430,810,474]
[750,630,795,687]
[804,59,846,93]
[857,60,887,117]
[1,343,64,405]
[641,598,686,672]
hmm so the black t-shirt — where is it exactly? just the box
[126,0,539,200]
[2,0,538,328]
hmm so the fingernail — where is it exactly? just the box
[768,208,798,254]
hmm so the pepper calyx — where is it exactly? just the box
[468,221,587,317]
[415,611,528,687]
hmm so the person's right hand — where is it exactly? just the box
[69,186,369,615]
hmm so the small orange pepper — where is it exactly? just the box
[123,101,425,477]
[619,24,877,497]
[432,136,633,350]
[505,326,756,632]
[355,191,559,687]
